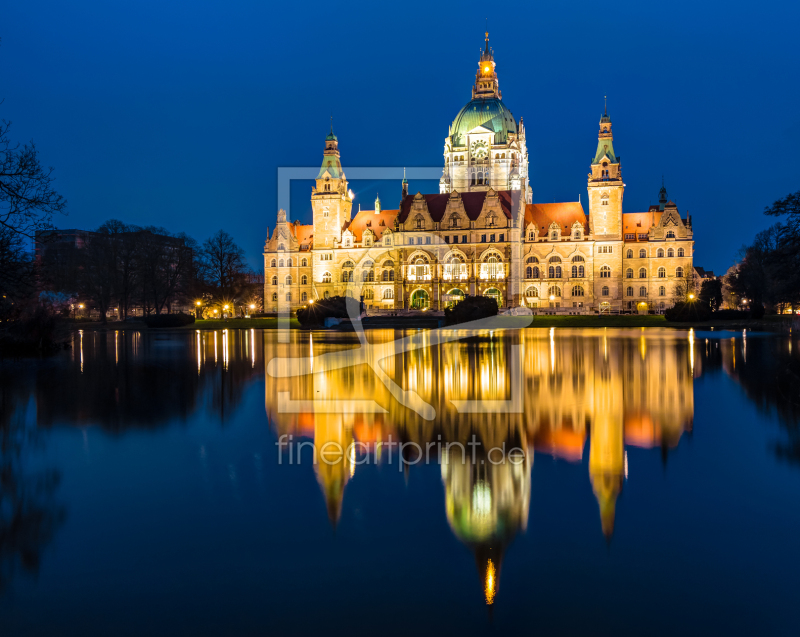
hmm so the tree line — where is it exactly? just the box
[726,191,800,313]
[0,117,261,328]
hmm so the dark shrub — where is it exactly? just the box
[0,305,69,355]
[750,303,765,319]
[444,295,498,325]
[142,313,195,328]
[712,309,750,320]
[664,301,712,322]
[296,296,358,327]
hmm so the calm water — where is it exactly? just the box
[1,327,800,636]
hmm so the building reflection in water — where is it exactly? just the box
[266,328,695,604]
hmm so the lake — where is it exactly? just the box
[1,327,799,636]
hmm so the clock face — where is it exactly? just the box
[470,140,488,159]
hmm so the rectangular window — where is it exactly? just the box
[638,234,648,241]
[481,234,486,242]
[444,236,449,244]
[499,234,504,242]
[462,235,467,243]
[425,236,431,245]
[624,233,635,240]
[490,234,495,242]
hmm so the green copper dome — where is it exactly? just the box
[450,97,517,147]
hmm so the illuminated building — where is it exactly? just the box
[264,34,695,313]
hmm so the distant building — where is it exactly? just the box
[264,33,695,314]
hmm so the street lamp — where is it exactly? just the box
[249,304,255,310]
[688,293,695,300]
[309,299,315,304]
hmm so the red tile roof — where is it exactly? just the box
[622,212,661,234]
[342,208,399,241]
[524,202,587,232]
[289,221,314,247]
[398,190,516,223]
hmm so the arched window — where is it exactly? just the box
[658,286,666,296]
[343,260,354,269]
[287,258,293,267]
[571,265,585,278]
[657,248,664,258]
[657,267,666,278]
[271,293,277,301]
[601,286,610,296]
[415,216,424,229]
[324,291,330,299]
[639,268,647,279]
[550,232,558,241]
[526,266,533,279]
[342,272,349,282]
[626,286,633,297]
[532,266,540,278]
[548,285,562,297]
[301,258,308,267]
[322,272,332,283]
[525,287,539,297]
[572,229,583,240]
[667,248,674,257]
[676,267,684,278]
[365,289,374,300]
[384,235,392,246]
[626,249,633,258]
[572,285,584,297]
[548,265,555,278]
[526,256,539,263]
[483,255,502,279]
[527,231,535,241]
[271,276,278,285]
[639,249,646,258]
[383,260,394,267]
[270,259,276,267]
[412,257,430,280]
[626,268,634,279]
[600,265,611,278]
[278,244,285,251]
[389,270,395,281]
[555,266,562,278]
[677,248,685,257]
[301,292,307,302]
[549,256,562,263]
[383,288,394,300]
[666,230,676,239]
[285,292,291,302]
[639,286,648,297]
[278,259,284,267]
[382,270,389,281]
[301,274,308,285]
[572,255,585,262]
[285,275,292,285]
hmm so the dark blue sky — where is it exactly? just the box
[4,0,799,272]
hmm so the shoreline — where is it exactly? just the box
[60,315,795,333]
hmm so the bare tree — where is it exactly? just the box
[0,120,66,239]
[199,230,247,300]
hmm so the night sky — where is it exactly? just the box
[4,0,799,272]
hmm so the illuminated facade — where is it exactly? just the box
[264,33,695,314]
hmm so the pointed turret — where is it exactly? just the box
[472,31,501,100]
[402,167,408,199]
[658,177,668,211]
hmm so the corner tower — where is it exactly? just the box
[312,125,353,249]
[587,103,624,237]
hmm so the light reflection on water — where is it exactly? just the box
[1,327,799,636]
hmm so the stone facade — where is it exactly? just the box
[264,35,694,314]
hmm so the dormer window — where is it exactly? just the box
[666,230,676,239]
[450,213,460,228]
[415,215,423,229]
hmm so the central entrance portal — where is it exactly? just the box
[410,289,430,310]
